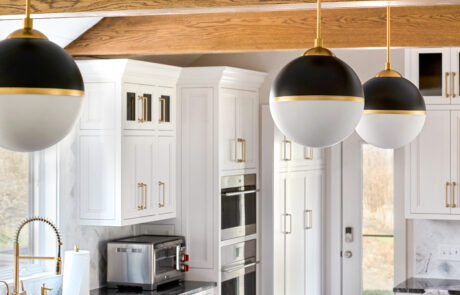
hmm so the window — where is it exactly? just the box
[0,146,58,280]
[362,144,394,295]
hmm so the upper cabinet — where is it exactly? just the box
[76,59,180,226]
[407,48,460,104]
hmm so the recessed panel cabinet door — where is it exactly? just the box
[122,136,155,219]
[410,110,451,215]
[155,136,175,215]
[220,88,238,171]
[284,173,306,295]
[410,48,451,104]
[237,90,258,170]
[451,111,460,214]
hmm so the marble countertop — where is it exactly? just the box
[90,281,217,295]
[394,277,460,294]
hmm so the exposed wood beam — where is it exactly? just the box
[66,5,460,56]
[1,0,460,19]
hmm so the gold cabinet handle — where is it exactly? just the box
[137,183,147,210]
[305,209,313,230]
[305,147,313,160]
[138,96,146,122]
[237,138,246,163]
[159,97,166,123]
[453,72,457,98]
[446,181,451,208]
[453,181,457,208]
[284,213,292,234]
[158,181,166,208]
[282,138,292,161]
[446,72,450,98]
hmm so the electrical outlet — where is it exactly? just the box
[438,244,460,261]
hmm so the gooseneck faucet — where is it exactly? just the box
[13,217,62,295]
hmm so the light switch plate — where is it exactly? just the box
[438,244,460,261]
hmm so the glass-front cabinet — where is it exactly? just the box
[123,83,175,130]
[408,48,460,105]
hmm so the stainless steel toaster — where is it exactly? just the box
[107,235,189,290]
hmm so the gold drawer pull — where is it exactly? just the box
[282,139,292,161]
[446,72,450,98]
[159,97,166,123]
[305,147,313,160]
[453,72,457,98]
[237,138,246,163]
[446,181,451,208]
[137,183,147,210]
[137,96,146,122]
[453,181,457,208]
[158,181,166,208]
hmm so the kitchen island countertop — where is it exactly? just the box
[394,277,460,294]
[90,281,216,295]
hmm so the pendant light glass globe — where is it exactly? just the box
[270,0,364,148]
[356,6,426,149]
[0,0,84,152]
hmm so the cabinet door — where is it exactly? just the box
[279,135,324,170]
[236,90,258,170]
[305,170,325,295]
[220,88,238,171]
[156,86,175,131]
[450,48,460,104]
[123,83,155,130]
[410,48,451,104]
[155,136,175,215]
[122,136,155,219]
[409,110,451,215]
[284,173,306,295]
[451,111,460,214]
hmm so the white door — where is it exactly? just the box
[237,89,258,170]
[451,111,460,214]
[342,133,399,294]
[409,48,451,104]
[409,110,451,215]
[220,88,238,171]
[122,136,154,219]
[155,135,175,215]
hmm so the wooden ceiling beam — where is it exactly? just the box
[65,5,460,56]
[1,0,460,19]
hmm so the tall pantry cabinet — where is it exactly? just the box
[177,67,266,292]
[75,59,180,226]
[261,106,326,295]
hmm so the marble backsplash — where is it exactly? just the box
[414,219,460,279]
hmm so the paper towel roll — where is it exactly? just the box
[62,249,90,295]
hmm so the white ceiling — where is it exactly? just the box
[0,17,101,47]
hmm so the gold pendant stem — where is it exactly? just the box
[385,5,391,70]
[314,0,323,48]
[23,0,33,30]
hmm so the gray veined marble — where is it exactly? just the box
[414,219,460,279]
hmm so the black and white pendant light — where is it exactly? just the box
[270,0,364,148]
[0,0,85,152]
[355,6,426,149]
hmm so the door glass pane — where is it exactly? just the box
[159,95,171,123]
[419,53,442,96]
[362,145,394,295]
[143,93,152,122]
[0,148,29,271]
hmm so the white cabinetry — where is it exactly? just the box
[406,108,460,219]
[76,59,180,226]
[261,106,325,295]
[177,67,266,288]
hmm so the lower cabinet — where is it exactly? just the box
[276,170,325,295]
[78,133,176,226]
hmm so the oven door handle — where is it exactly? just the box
[176,245,181,271]
[222,261,260,273]
[222,189,259,197]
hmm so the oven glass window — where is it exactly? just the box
[221,271,256,295]
[221,192,256,230]
[156,248,177,274]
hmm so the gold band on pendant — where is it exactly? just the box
[363,110,426,115]
[274,95,364,102]
[0,87,84,97]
